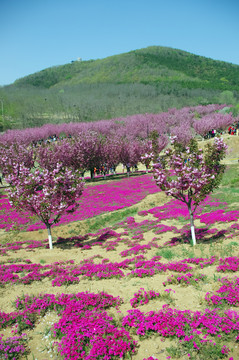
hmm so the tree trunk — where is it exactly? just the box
[90,169,94,180]
[47,225,53,250]
[188,206,196,246]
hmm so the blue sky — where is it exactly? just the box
[1,0,238,86]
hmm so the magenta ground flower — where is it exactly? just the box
[0,174,159,231]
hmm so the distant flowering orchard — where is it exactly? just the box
[0,104,228,146]
[0,104,235,184]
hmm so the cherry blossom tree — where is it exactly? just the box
[118,138,144,176]
[101,137,121,176]
[37,132,103,179]
[37,137,84,173]
[78,132,104,179]
[153,136,227,245]
[193,113,234,137]
[0,143,35,177]
[37,141,66,171]
[141,146,153,173]
[5,163,84,249]
[141,133,168,172]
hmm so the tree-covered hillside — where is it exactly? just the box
[13,46,239,90]
[0,46,239,130]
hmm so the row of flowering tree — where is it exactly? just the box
[0,104,234,248]
[0,132,169,180]
[0,104,236,181]
[1,111,236,182]
[1,134,228,249]
[0,104,233,147]
[36,133,159,178]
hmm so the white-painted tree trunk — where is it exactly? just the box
[189,208,197,246]
[47,226,53,250]
[190,224,196,246]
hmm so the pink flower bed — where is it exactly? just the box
[130,288,161,308]
[0,333,28,359]
[0,172,234,234]
[0,174,159,231]
[1,252,239,358]
[217,257,239,272]
[2,256,213,287]
[123,305,236,358]
[163,273,206,287]
[205,277,239,307]
[0,291,136,360]
[2,172,239,358]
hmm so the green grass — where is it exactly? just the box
[210,164,239,208]
[84,207,138,233]
[175,216,189,224]
[220,164,239,187]
[68,229,78,235]
[217,242,239,257]
[166,334,228,360]
[156,248,176,260]
[212,188,239,209]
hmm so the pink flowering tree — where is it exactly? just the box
[141,133,168,172]
[141,150,153,173]
[153,136,227,245]
[101,137,121,176]
[36,140,71,171]
[0,143,35,176]
[193,113,234,137]
[118,138,143,176]
[5,163,84,249]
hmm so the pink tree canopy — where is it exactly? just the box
[193,113,234,136]
[153,136,227,245]
[0,143,35,176]
[5,163,84,249]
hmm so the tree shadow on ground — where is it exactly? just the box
[54,229,119,250]
[164,227,227,247]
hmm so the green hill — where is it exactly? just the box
[1,46,239,130]
[14,46,239,90]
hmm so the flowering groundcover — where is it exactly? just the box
[0,174,159,231]
[1,174,239,359]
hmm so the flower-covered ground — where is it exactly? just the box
[0,173,159,232]
[1,172,239,360]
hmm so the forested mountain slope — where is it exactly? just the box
[14,46,239,90]
[1,46,239,130]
